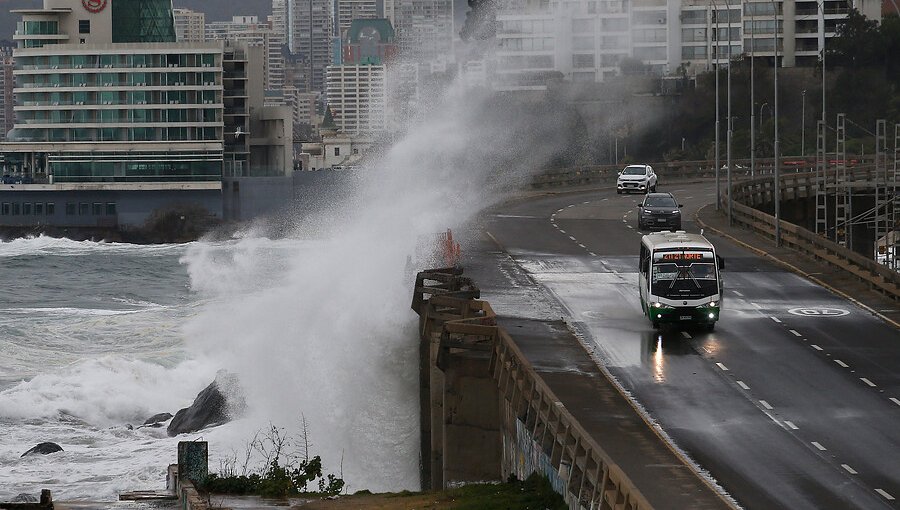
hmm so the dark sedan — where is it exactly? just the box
[637,192,682,230]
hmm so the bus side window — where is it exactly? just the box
[639,245,649,274]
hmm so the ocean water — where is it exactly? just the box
[0,234,422,501]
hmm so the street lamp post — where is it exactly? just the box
[773,0,781,246]
[726,0,733,225]
[750,4,755,178]
[713,0,721,210]
[801,89,806,156]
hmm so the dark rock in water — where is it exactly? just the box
[143,412,173,425]
[11,493,37,503]
[167,371,245,437]
[21,442,63,457]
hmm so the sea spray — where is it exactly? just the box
[177,77,579,492]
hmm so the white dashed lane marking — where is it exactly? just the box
[890,397,900,406]
[860,378,877,387]
[680,331,691,339]
[784,420,799,430]
[559,229,567,234]
[577,243,586,249]
[841,464,858,475]
[789,329,802,337]
[811,344,824,351]
[876,489,895,501]
[811,442,827,451]
[716,363,729,371]
[569,236,577,241]
[771,316,782,323]
[760,400,774,410]
[588,252,597,257]
[736,380,750,390]
[835,360,849,368]
[733,290,743,297]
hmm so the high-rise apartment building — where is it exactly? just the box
[494,0,882,89]
[3,0,223,183]
[288,0,334,91]
[174,8,206,43]
[388,0,454,63]
[206,16,285,91]
[336,0,380,37]
[325,20,392,135]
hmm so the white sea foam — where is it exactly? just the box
[0,235,188,258]
[0,357,214,425]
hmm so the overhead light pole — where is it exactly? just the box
[726,0,733,225]
[749,3,755,178]
[712,0,721,210]
[772,0,781,246]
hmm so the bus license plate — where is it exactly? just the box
[679,315,692,320]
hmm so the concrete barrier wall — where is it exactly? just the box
[412,268,653,510]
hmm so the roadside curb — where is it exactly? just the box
[694,204,900,330]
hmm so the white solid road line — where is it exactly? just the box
[737,380,750,390]
[789,329,802,337]
[760,400,774,410]
[811,441,827,451]
[835,359,849,368]
[860,378,877,387]
[784,420,799,430]
[771,316,782,323]
[811,344,824,351]
[716,362,729,371]
[841,464,858,475]
[875,489,895,501]
[680,331,691,339]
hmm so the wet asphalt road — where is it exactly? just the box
[470,181,900,510]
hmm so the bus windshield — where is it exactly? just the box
[651,250,718,299]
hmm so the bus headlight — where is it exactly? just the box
[708,312,716,319]
[706,301,718,308]
[653,302,672,309]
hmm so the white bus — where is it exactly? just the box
[639,231,724,331]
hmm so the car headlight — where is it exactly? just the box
[672,210,680,214]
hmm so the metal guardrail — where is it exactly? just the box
[532,156,877,189]
[729,169,900,301]
[412,268,654,510]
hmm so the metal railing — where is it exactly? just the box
[729,169,900,300]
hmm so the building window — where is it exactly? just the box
[66,203,76,215]
[106,203,117,215]
[34,203,44,215]
[334,147,340,156]
[79,20,91,34]
[92,203,103,215]
[0,203,9,215]
[12,203,20,216]
[23,203,32,215]
[78,203,89,215]
[80,39,86,44]
[47,203,55,215]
